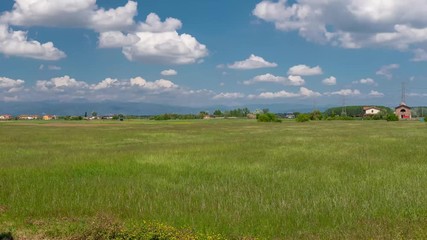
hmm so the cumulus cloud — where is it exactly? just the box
[376,64,399,79]
[122,31,208,64]
[98,31,140,48]
[0,76,25,89]
[89,1,137,32]
[249,87,320,99]
[91,78,121,90]
[36,75,88,92]
[243,73,305,86]
[369,90,384,97]
[358,78,377,85]
[322,76,337,86]
[0,24,66,60]
[287,64,323,76]
[253,0,427,59]
[412,49,427,62]
[130,77,177,90]
[1,0,137,32]
[137,13,182,33]
[1,1,208,64]
[161,69,178,76]
[213,92,245,99]
[327,89,361,96]
[287,76,305,86]
[95,10,207,64]
[228,54,278,70]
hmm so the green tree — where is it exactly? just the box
[296,114,310,122]
[386,114,399,121]
[213,109,223,116]
[310,110,322,120]
[257,113,282,122]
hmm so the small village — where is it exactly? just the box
[0,102,422,121]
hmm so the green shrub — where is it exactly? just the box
[386,114,399,121]
[257,113,282,122]
[296,114,310,122]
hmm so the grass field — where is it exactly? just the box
[1,119,427,239]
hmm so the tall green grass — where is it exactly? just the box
[1,120,427,239]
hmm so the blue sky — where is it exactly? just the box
[1,0,427,108]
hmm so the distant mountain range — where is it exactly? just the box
[0,101,333,116]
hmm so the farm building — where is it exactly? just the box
[43,115,56,120]
[18,115,39,120]
[0,114,12,120]
[395,103,411,120]
[363,106,381,115]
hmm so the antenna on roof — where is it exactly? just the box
[401,82,406,105]
[341,95,347,116]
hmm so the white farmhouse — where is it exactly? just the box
[363,106,381,115]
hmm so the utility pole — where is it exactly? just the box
[401,82,406,104]
[341,95,347,116]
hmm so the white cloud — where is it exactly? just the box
[244,73,285,85]
[251,90,299,99]
[48,65,61,70]
[322,76,336,85]
[122,31,208,64]
[91,78,121,90]
[358,78,377,85]
[408,93,427,97]
[130,77,178,90]
[287,65,323,76]
[0,76,25,89]
[213,92,245,99]
[98,31,140,48]
[376,64,399,79]
[36,75,88,92]
[369,90,384,97]
[161,69,178,76]
[253,0,427,59]
[287,75,305,86]
[228,54,277,70]
[89,1,137,32]
[1,1,208,64]
[412,49,427,62]
[249,87,320,99]
[328,89,361,96]
[1,0,137,32]
[243,73,305,86]
[137,13,182,33]
[299,87,322,97]
[0,24,65,60]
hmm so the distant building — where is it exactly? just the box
[18,115,39,120]
[246,113,257,119]
[42,115,56,120]
[395,103,411,120]
[0,114,12,120]
[363,106,381,115]
[285,112,295,119]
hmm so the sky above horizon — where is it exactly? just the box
[1,0,427,108]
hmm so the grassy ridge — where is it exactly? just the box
[1,120,427,239]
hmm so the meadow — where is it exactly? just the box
[1,119,427,239]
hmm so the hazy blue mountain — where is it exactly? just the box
[0,101,333,116]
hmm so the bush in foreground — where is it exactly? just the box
[386,114,399,121]
[296,114,310,122]
[257,113,282,122]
